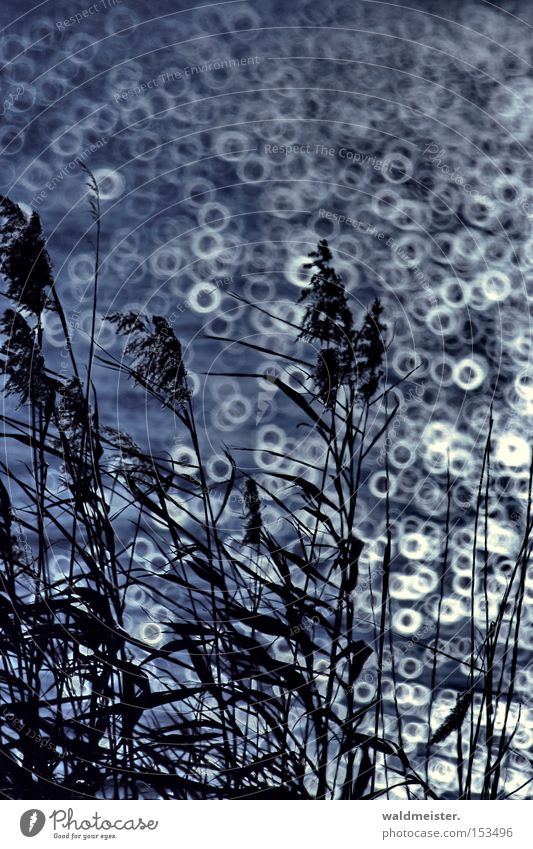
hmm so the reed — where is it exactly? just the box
[0,195,530,800]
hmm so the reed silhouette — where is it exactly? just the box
[0,183,530,800]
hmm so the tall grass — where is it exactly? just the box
[0,188,530,800]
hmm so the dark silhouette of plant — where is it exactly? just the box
[0,198,53,315]
[0,309,55,410]
[297,240,386,407]
[428,688,475,746]
[354,298,386,402]
[108,312,190,407]
[313,346,342,408]
[299,239,353,347]
[242,479,262,546]
[298,239,355,407]
[0,478,18,567]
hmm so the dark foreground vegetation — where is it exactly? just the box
[0,177,530,799]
